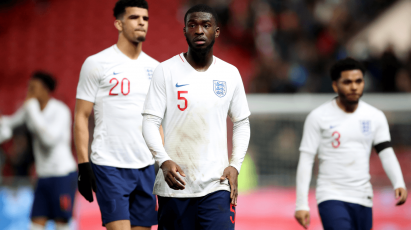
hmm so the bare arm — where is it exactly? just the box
[74,99,94,163]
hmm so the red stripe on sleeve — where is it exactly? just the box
[179,54,184,62]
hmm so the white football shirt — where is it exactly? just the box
[300,99,392,207]
[76,45,159,168]
[0,98,76,177]
[143,53,250,197]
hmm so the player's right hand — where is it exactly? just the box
[294,210,310,229]
[161,160,186,190]
[395,187,407,206]
[78,162,97,202]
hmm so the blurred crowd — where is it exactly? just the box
[183,0,411,93]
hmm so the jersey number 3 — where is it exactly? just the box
[109,78,130,96]
[178,91,188,111]
[332,131,341,148]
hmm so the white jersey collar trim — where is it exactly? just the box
[178,52,216,73]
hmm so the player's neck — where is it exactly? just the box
[185,48,213,72]
[116,36,143,60]
[336,97,358,113]
[38,96,50,111]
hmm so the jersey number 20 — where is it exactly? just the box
[332,131,341,148]
[109,78,130,96]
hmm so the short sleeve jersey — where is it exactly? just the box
[143,53,250,197]
[299,99,391,207]
[76,45,159,168]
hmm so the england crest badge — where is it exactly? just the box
[145,67,154,80]
[360,120,371,135]
[213,80,227,98]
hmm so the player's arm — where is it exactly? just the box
[24,99,68,147]
[374,112,407,206]
[73,57,100,202]
[295,112,321,229]
[74,99,93,163]
[142,64,186,190]
[221,117,250,206]
[0,107,26,143]
[142,115,185,190]
[224,69,251,205]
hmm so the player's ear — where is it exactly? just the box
[332,81,338,94]
[215,26,220,38]
[114,20,123,32]
[183,26,186,36]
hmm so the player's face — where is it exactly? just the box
[184,12,220,53]
[116,7,149,43]
[332,69,364,104]
[27,79,48,100]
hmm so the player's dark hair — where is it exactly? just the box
[184,4,219,26]
[113,0,148,19]
[330,57,366,81]
[31,71,56,92]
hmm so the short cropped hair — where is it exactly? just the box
[113,0,148,19]
[184,4,219,26]
[32,71,56,92]
[330,57,366,81]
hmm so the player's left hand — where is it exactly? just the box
[395,187,407,206]
[220,166,239,206]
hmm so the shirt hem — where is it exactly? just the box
[37,168,77,178]
[316,197,373,208]
[154,186,230,198]
[90,158,155,169]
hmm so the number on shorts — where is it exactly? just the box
[230,203,236,223]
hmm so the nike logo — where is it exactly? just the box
[176,83,189,87]
[330,125,337,129]
[78,175,81,181]
[113,72,121,75]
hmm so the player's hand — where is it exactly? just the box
[25,91,35,102]
[161,160,186,190]
[220,166,239,206]
[395,187,407,206]
[77,162,97,202]
[294,210,310,229]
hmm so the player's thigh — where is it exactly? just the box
[92,163,137,225]
[105,219,131,230]
[31,178,51,219]
[347,203,372,230]
[197,190,235,230]
[157,196,197,230]
[318,200,352,230]
[50,172,77,221]
[129,165,157,227]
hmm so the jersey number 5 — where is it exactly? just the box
[177,91,188,111]
[109,78,130,96]
[332,131,341,148]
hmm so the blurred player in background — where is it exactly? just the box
[0,71,77,230]
[142,4,250,230]
[294,58,407,230]
[74,0,160,229]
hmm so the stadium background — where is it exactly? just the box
[1,0,411,229]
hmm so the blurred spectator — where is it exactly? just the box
[184,0,411,93]
[1,125,34,180]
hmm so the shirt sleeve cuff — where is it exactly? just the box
[229,163,241,174]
